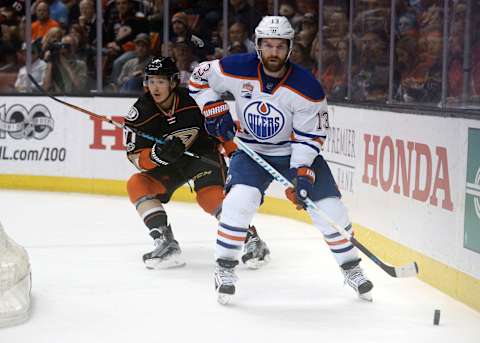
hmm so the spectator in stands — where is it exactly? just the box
[193,0,222,44]
[171,36,199,87]
[310,36,336,79]
[297,13,317,51]
[321,39,348,100]
[227,40,247,55]
[290,41,313,70]
[229,0,262,36]
[228,21,255,53]
[117,33,152,91]
[0,41,17,72]
[40,26,63,58]
[104,0,149,84]
[43,34,87,92]
[0,42,18,92]
[397,11,417,39]
[353,7,389,38]
[352,31,389,101]
[394,35,418,100]
[77,0,96,45]
[324,7,348,47]
[171,11,212,60]
[14,40,47,92]
[418,4,443,34]
[148,0,164,34]
[396,31,443,104]
[279,0,302,31]
[0,6,21,53]
[32,1,60,41]
[48,0,69,27]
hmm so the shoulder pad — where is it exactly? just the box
[284,64,326,102]
[219,53,258,79]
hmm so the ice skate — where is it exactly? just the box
[214,258,239,305]
[241,226,271,269]
[143,225,185,269]
[341,259,374,301]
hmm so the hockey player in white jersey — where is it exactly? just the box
[189,16,373,304]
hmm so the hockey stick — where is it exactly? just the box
[233,136,419,278]
[27,74,221,168]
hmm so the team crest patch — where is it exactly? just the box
[125,106,139,121]
[240,82,254,98]
[243,101,285,140]
[126,142,135,152]
[167,127,200,148]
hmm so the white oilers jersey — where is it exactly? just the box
[189,53,329,168]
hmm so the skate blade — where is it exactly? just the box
[359,291,373,302]
[144,255,186,270]
[244,255,271,270]
[217,293,232,305]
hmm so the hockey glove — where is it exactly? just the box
[285,167,315,210]
[202,100,236,141]
[150,136,185,166]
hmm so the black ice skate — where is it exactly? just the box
[214,258,239,305]
[341,259,374,301]
[143,225,185,269]
[241,226,271,269]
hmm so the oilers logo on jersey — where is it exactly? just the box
[243,100,285,140]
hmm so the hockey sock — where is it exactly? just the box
[215,185,261,261]
[135,196,168,240]
[309,197,359,265]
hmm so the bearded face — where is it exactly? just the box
[259,38,290,73]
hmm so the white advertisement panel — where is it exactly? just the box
[0,96,137,179]
[321,105,480,279]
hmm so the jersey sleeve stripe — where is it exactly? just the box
[188,80,210,89]
[291,140,321,154]
[293,128,327,139]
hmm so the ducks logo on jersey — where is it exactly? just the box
[243,100,285,140]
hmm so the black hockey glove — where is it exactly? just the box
[150,136,185,166]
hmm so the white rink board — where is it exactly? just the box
[321,106,480,279]
[0,96,479,280]
[0,96,137,179]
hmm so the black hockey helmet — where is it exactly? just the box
[144,57,180,84]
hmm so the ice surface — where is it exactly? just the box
[0,190,479,342]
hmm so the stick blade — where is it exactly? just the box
[393,261,419,278]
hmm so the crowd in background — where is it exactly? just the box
[0,0,479,109]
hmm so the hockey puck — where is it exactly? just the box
[433,309,441,325]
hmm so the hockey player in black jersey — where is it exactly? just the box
[125,57,270,269]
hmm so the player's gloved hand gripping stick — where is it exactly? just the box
[27,74,221,168]
[232,136,419,278]
[202,100,236,142]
